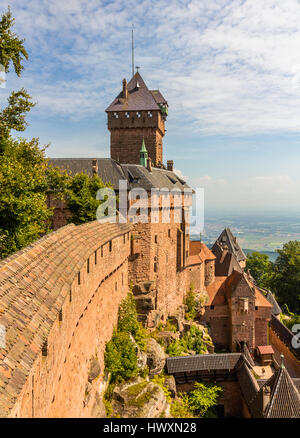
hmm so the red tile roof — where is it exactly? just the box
[257,345,274,355]
[189,241,216,261]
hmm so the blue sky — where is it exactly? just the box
[2,0,300,212]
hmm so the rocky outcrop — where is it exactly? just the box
[132,281,156,325]
[129,335,147,370]
[112,378,168,418]
[91,391,106,418]
[156,331,180,348]
[146,338,166,377]
[164,375,176,398]
[88,356,101,383]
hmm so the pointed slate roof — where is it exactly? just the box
[212,228,246,264]
[105,72,167,112]
[263,364,300,418]
[213,241,243,277]
[263,289,282,316]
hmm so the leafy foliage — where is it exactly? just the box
[0,137,53,258]
[117,292,147,350]
[246,251,273,289]
[185,382,222,417]
[104,330,138,383]
[0,7,28,76]
[66,173,112,225]
[271,241,300,314]
[280,304,300,331]
[170,398,193,418]
[0,89,35,142]
[185,283,197,320]
[104,293,148,383]
[166,325,208,357]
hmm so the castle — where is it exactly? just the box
[0,72,299,418]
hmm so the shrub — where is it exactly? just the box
[170,398,193,418]
[104,330,138,382]
[185,284,197,320]
[186,382,222,417]
[117,292,147,350]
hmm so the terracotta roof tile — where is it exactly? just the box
[0,220,130,416]
[257,345,274,355]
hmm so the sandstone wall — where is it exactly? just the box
[108,110,165,166]
[0,222,130,418]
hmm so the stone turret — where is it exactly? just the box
[106,72,168,166]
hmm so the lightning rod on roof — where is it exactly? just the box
[131,24,134,77]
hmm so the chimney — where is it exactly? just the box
[92,159,98,175]
[167,160,174,171]
[147,157,152,173]
[122,78,128,99]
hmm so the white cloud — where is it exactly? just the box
[4,0,300,135]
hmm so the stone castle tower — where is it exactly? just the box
[106,72,168,166]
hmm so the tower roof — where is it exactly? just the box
[105,72,167,112]
[262,364,300,418]
[212,227,246,263]
[139,138,148,167]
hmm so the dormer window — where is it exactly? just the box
[113,112,118,119]
[125,112,130,118]
[136,112,141,118]
[148,111,152,117]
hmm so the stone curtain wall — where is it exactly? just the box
[0,221,130,418]
[129,199,189,327]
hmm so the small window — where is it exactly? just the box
[154,235,158,244]
[115,282,117,291]
[148,111,152,117]
[69,289,72,303]
[125,112,130,118]
[109,241,112,252]
[168,229,171,238]
[42,340,48,357]
[123,234,126,244]
[59,309,63,322]
[210,305,215,310]
[87,258,90,274]
[136,111,141,118]
[113,112,118,119]
[78,272,81,285]
[101,246,103,257]
[255,306,258,310]
[154,256,158,273]
[95,250,97,265]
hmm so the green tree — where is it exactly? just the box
[66,173,112,225]
[0,7,28,76]
[185,283,197,320]
[117,292,146,350]
[0,138,52,258]
[0,7,61,258]
[0,8,34,143]
[104,330,138,383]
[246,251,273,289]
[271,241,300,313]
[186,382,222,417]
